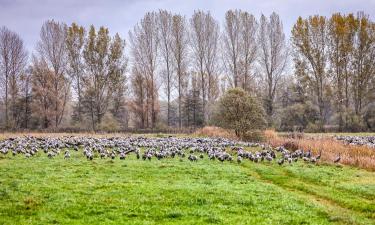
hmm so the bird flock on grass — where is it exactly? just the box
[0,136,341,165]
[335,136,375,148]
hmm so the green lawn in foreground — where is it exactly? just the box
[0,149,375,225]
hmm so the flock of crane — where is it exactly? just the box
[0,136,341,165]
[335,135,375,148]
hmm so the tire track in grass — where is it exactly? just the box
[267,165,375,218]
[280,164,375,201]
[239,163,375,225]
[252,170,370,225]
[279,167,375,209]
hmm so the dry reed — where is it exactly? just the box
[194,126,238,140]
[265,130,375,171]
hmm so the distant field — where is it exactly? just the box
[1,145,375,225]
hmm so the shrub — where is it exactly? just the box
[279,102,319,131]
[346,113,366,132]
[305,122,322,133]
[98,113,120,132]
[364,103,375,131]
[213,88,266,141]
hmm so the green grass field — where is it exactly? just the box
[1,149,375,225]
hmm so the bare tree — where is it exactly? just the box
[183,72,204,127]
[203,12,220,105]
[157,10,174,127]
[37,20,69,128]
[222,10,241,88]
[258,13,288,125]
[240,12,258,93]
[30,56,55,128]
[109,34,128,129]
[129,12,159,128]
[190,10,220,122]
[223,10,259,94]
[19,67,32,128]
[0,27,28,128]
[129,66,147,129]
[190,10,207,122]
[171,14,189,128]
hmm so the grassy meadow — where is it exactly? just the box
[0,141,375,225]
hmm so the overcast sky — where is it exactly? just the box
[0,0,374,53]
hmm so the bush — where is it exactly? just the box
[340,111,367,132]
[347,114,366,132]
[305,121,323,133]
[279,102,319,131]
[364,105,375,131]
[98,113,120,132]
[213,88,266,141]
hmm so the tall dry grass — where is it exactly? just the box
[194,126,238,140]
[265,130,375,171]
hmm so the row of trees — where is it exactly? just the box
[0,10,374,131]
[128,10,288,129]
[288,12,375,131]
[0,21,127,131]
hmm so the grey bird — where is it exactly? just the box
[334,153,341,163]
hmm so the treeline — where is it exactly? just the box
[0,10,374,132]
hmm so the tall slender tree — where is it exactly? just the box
[222,10,241,88]
[19,67,32,129]
[203,12,220,112]
[0,27,28,128]
[66,23,85,123]
[327,13,356,130]
[190,10,220,122]
[171,14,189,128]
[190,10,208,122]
[83,26,126,131]
[30,56,55,128]
[351,12,375,116]
[240,12,258,93]
[129,67,147,129]
[292,15,329,127]
[258,12,288,125]
[157,10,174,126]
[129,12,159,128]
[37,20,69,128]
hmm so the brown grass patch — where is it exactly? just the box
[194,126,238,140]
[23,196,42,210]
[265,130,375,171]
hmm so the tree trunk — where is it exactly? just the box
[5,73,8,128]
[200,62,206,124]
[167,65,171,127]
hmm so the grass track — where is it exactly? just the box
[0,150,375,225]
